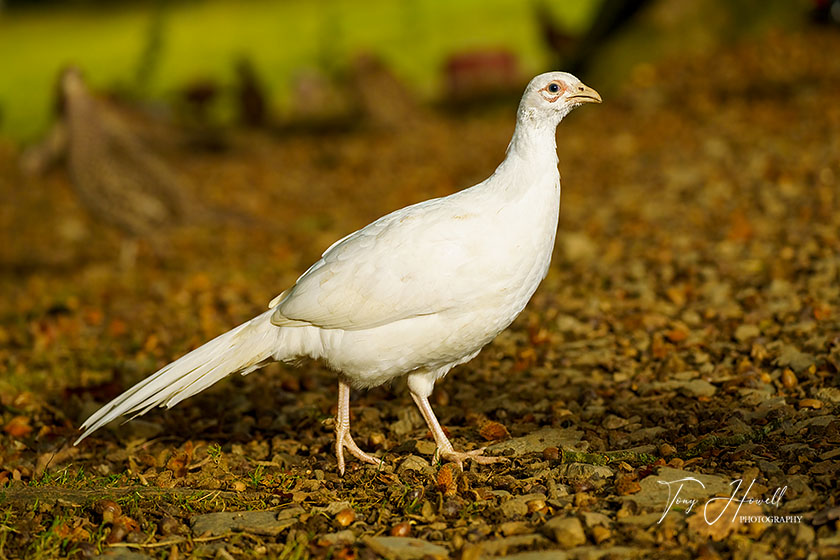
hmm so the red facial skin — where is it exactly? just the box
[540,81,565,103]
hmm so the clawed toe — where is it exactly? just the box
[344,434,382,466]
[408,392,507,470]
[336,431,381,475]
[437,446,507,469]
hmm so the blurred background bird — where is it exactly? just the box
[23,67,189,266]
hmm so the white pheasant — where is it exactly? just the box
[76,72,601,474]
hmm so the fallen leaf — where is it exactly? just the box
[4,416,32,438]
[479,421,510,442]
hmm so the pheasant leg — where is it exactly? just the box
[410,391,505,469]
[335,380,382,475]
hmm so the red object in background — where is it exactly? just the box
[443,49,520,102]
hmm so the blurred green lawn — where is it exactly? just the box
[0,0,596,142]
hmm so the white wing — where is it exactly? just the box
[270,191,506,330]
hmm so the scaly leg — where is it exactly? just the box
[335,380,382,475]
[410,391,505,469]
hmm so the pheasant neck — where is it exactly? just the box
[492,116,561,190]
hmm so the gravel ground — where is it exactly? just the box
[1,29,839,560]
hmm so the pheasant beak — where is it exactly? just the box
[568,83,602,104]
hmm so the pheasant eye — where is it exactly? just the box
[548,83,560,93]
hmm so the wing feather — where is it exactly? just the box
[270,195,497,330]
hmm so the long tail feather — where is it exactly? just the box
[76,310,279,444]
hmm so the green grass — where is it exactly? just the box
[0,509,14,559]
[249,464,265,490]
[0,0,597,142]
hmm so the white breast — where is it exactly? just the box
[292,170,562,388]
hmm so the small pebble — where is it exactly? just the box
[231,480,247,492]
[105,523,128,544]
[542,446,560,461]
[544,515,586,547]
[781,368,798,388]
[735,324,760,342]
[440,496,465,517]
[335,508,356,527]
[390,521,412,537]
[499,521,530,536]
[158,515,179,536]
[659,443,676,457]
[95,500,121,524]
[799,399,823,409]
[592,525,611,544]
[421,500,434,520]
[574,492,596,507]
[527,498,547,513]
[405,487,424,505]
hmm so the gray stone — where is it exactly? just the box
[478,534,551,556]
[792,415,832,432]
[543,516,586,547]
[311,501,352,516]
[94,551,152,560]
[756,459,783,478]
[546,476,569,500]
[580,511,612,528]
[623,467,731,510]
[562,463,615,488]
[391,408,423,435]
[191,506,302,536]
[814,387,840,403]
[784,474,818,511]
[500,497,528,518]
[625,427,666,443]
[415,440,437,456]
[498,521,531,536]
[318,530,356,546]
[362,536,448,559]
[488,427,584,456]
[500,493,548,519]
[774,344,815,373]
